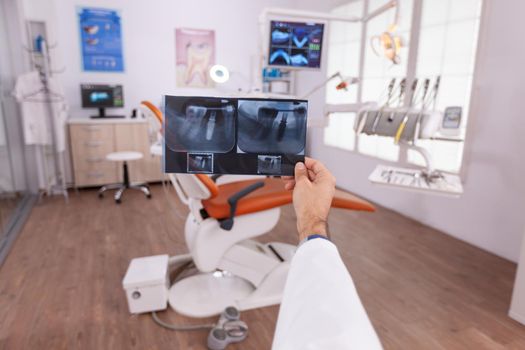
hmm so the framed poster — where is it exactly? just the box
[78,7,124,72]
[175,28,215,88]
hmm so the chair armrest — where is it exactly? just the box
[220,181,265,230]
[211,174,223,182]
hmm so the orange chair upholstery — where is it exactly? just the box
[141,101,163,124]
[201,178,374,220]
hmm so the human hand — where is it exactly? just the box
[282,158,336,241]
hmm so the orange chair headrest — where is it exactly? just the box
[141,101,163,124]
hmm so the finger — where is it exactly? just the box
[307,169,316,181]
[305,157,329,177]
[294,162,309,183]
[284,181,295,190]
[283,178,295,188]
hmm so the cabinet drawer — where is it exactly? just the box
[71,139,114,161]
[73,157,115,171]
[69,124,114,142]
[74,165,118,187]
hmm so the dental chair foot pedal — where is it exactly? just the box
[123,254,169,314]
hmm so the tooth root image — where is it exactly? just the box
[164,97,235,153]
[187,153,213,173]
[238,100,307,154]
[258,155,282,175]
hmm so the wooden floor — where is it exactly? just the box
[0,185,525,349]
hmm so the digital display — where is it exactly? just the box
[163,96,308,176]
[268,20,324,69]
[81,84,124,108]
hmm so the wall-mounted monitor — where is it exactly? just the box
[267,20,325,70]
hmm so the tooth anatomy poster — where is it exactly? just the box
[163,96,308,176]
[78,7,124,72]
[175,28,216,88]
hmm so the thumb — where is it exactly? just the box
[295,162,309,182]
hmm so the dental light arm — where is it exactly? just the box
[220,181,266,231]
[301,72,359,99]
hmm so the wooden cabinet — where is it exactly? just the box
[69,119,162,187]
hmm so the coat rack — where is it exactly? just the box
[20,39,68,201]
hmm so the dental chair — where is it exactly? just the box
[133,100,375,318]
[165,172,375,318]
[139,101,163,156]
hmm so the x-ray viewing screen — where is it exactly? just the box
[163,96,308,176]
[268,20,324,69]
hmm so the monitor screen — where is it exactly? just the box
[268,20,324,69]
[163,95,307,176]
[81,84,124,108]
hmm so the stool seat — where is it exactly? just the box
[106,151,143,162]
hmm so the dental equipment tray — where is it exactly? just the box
[163,95,308,176]
[369,164,463,196]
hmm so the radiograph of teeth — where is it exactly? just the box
[237,100,307,154]
[187,153,213,173]
[257,155,282,175]
[164,97,236,153]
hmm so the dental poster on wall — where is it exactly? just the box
[78,7,124,72]
[175,28,215,88]
[163,96,307,176]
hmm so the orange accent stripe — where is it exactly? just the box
[195,174,219,199]
[141,101,163,124]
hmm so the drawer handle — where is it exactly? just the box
[86,157,103,163]
[84,141,104,147]
[87,172,104,178]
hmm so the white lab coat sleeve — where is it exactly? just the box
[272,238,383,350]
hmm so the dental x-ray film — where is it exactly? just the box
[164,96,307,175]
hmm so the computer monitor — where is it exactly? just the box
[268,20,325,70]
[80,84,125,118]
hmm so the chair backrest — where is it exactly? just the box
[169,173,219,205]
[140,101,163,143]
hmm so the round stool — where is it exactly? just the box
[98,151,151,203]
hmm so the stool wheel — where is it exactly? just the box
[147,194,152,199]
[115,198,122,204]
[98,193,104,199]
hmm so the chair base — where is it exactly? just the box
[98,183,151,203]
[168,242,295,318]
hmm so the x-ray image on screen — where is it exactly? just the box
[237,100,307,154]
[187,153,214,173]
[164,97,236,153]
[258,155,282,175]
[268,20,324,69]
[163,95,307,176]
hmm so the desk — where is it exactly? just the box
[68,118,163,187]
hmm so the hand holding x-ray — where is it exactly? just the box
[283,157,336,240]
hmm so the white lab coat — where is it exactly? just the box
[13,71,68,152]
[272,238,383,350]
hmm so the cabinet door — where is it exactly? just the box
[114,123,162,183]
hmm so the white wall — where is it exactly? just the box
[38,0,293,119]
[295,0,525,263]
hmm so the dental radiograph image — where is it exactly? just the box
[237,100,307,154]
[187,153,214,173]
[164,97,236,153]
[258,155,282,175]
